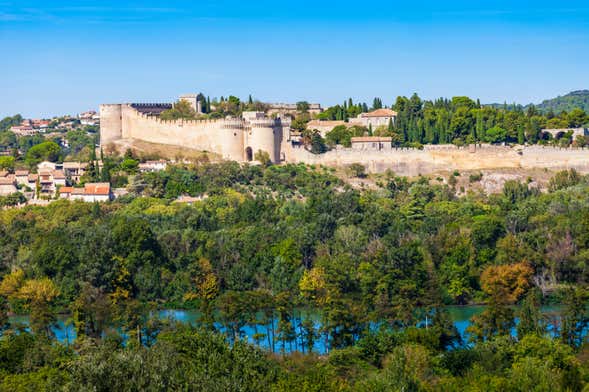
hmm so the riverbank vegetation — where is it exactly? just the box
[0,162,588,390]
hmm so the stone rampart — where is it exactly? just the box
[102,104,285,162]
[286,144,589,176]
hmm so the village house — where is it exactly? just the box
[38,161,60,171]
[349,108,397,129]
[350,136,393,151]
[62,183,112,202]
[62,161,88,182]
[14,170,30,186]
[10,125,36,136]
[0,174,17,196]
[32,119,51,129]
[79,111,100,126]
[138,160,167,172]
[306,120,351,137]
[58,187,73,199]
[27,173,38,189]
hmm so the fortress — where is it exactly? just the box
[100,95,589,176]
[100,97,291,163]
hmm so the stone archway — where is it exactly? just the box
[245,147,253,161]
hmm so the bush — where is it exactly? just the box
[469,172,483,183]
[348,163,367,178]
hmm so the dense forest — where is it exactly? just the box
[535,90,589,114]
[0,162,588,390]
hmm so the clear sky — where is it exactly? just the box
[1,0,589,118]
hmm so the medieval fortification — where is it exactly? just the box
[100,95,589,176]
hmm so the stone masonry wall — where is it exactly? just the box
[285,144,589,176]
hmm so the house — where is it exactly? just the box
[63,162,88,182]
[27,174,38,189]
[38,170,56,196]
[266,103,323,116]
[69,183,112,202]
[138,160,167,172]
[14,170,30,186]
[306,120,352,137]
[58,186,74,199]
[79,111,99,126]
[349,109,397,129]
[10,125,36,136]
[32,119,51,129]
[53,170,66,187]
[0,176,17,196]
[350,136,393,151]
[37,161,61,172]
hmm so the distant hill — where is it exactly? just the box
[535,90,589,113]
[485,90,589,113]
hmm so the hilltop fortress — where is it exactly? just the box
[100,95,589,176]
[100,99,290,163]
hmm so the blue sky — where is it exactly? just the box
[1,0,588,118]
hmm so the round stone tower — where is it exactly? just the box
[99,104,123,146]
[246,118,283,163]
[216,119,246,161]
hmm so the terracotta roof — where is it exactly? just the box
[53,170,66,179]
[351,136,393,143]
[59,186,74,194]
[39,170,53,176]
[362,109,397,118]
[84,183,110,196]
[15,170,29,176]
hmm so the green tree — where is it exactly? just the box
[25,141,61,167]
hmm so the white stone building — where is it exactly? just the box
[350,109,397,129]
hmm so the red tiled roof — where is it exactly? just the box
[362,109,397,118]
[59,186,74,194]
[84,183,110,195]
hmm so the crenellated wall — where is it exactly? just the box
[100,103,589,173]
[101,104,284,162]
[285,144,589,176]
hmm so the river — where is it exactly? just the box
[7,305,574,354]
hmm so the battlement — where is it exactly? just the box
[101,100,286,163]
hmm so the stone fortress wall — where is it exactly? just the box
[286,144,589,176]
[101,99,589,175]
[100,103,287,162]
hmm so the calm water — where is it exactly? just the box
[7,305,573,353]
